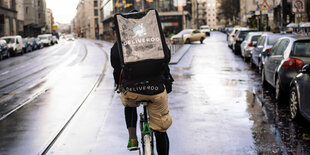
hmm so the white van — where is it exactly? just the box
[0,35,23,56]
[38,34,53,46]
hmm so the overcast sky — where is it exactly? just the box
[46,0,80,24]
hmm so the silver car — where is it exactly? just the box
[262,36,310,102]
[289,64,310,122]
[240,32,265,61]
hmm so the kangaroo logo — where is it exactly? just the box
[133,23,147,37]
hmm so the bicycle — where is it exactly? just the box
[136,100,155,155]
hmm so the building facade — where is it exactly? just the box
[0,0,17,36]
[206,0,218,29]
[15,0,23,35]
[45,8,53,33]
[23,0,47,37]
[99,0,193,40]
[197,0,207,28]
[74,0,103,40]
[239,0,309,32]
[239,0,257,27]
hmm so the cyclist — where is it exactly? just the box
[110,10,173,155]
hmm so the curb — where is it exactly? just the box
[169,44,191,65]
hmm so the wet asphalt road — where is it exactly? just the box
[0,32,310,155]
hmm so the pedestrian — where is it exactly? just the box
[110,9,174,155]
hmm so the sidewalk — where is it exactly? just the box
[48,40,191,154]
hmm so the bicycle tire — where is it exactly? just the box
[143,134,152,155]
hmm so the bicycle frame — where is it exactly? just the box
[139,102,155,155]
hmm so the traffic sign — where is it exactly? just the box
[292,0,305,12]
[260,0,271,11]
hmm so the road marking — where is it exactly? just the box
[0,88,48,121]
[0,91,17,102]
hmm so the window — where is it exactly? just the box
[251,35,261,42]
[273,39,289,55]
[38,0,40,6]
[292,42,310,57]
[95,18,98,24]
[26,7,28,15]
[270,41,280,55]
[94,1,98,7]
[38,13,40,19]
[94,9,98,16]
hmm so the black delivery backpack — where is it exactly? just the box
[114,9,170,83]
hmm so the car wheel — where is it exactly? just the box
[200,38,204,44]
[232,44,235,53]
[258,62,263,75]
[262,67,268,87]
[13,50,17,56]
[250,59,255,68]
[243,56,249,62]
[289,86,301,121]
[185,39,190,44]
[275,77,284,102]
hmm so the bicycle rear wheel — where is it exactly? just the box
[143,134,152,155]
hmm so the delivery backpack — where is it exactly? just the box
[114,9,171,90]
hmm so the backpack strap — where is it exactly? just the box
[117,68,124,93]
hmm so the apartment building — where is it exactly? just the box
[45,8,53,33]
[0,0,17,36]
[74,0,103,39]
[100,0,193,40]
[197,0,207,28]
[206,0,217,29]
[239,0,257,27]
[15,0,23,35]
[23,0,47,37]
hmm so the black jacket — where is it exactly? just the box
[110,42,173,95]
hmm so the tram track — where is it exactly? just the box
[40,40,110,155]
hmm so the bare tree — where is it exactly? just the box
[217,0,240,25]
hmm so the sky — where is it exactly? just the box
[46,0,80,24]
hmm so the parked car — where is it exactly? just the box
[251,33,295,71]
[35,37,44,49]
[227,27,249,48]
[0,40,9,60]
[52,36,58,44]
[66,35,75,41]
[170,29,205,44]
[232,29,257,54]
[240,32,265,61]
[225,27,234,41]
[0,35,24,56]
[289,64,310,122]
[38,34,52,46]
[261,36,310,101]
[22,38,32,53]
[28,37,40,50]
[200,25,211,36]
